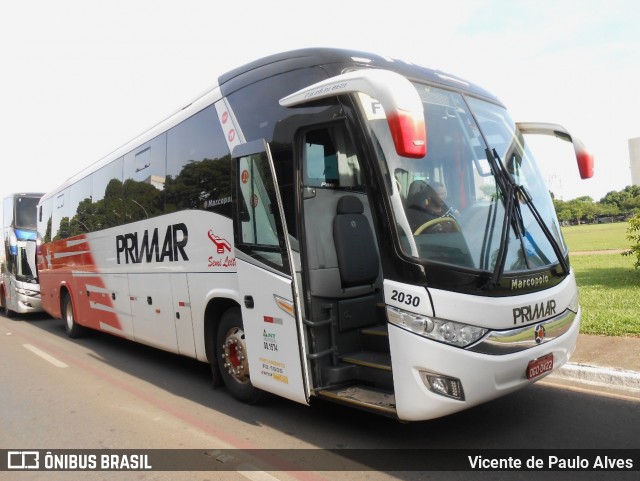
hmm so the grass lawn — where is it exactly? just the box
[560,222,639,337]
[570,253,640,337]
[561,222,630,251]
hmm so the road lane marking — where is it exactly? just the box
[23,344,69,368]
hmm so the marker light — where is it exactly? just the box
[274,295,294,317]
[386,305,487,348]
[387,110,427,158]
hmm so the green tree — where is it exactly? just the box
[553,186,640,224]
[600,185,640,211]
[623,213,640,269]
[553,198,572,223]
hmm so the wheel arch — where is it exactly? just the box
[59,284,72,320]
[204,297,241,388]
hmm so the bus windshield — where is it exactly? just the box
[364,83,566,276]
[15,196,40,231]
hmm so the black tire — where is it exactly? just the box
[62,293,86,338]
[1,291,14,319]
[216,307,264,404]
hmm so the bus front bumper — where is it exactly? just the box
[388,308,580,421]
[13,292,43,314]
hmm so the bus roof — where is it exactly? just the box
[219,48,499,101]
[40,48,500,203]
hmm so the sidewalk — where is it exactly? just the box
[544,333,640,399]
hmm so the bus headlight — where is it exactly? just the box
[17,288,40,297]
[386,305,487,348]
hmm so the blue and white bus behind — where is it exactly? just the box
[2,193,44,317]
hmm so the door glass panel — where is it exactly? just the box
[236,151,289,274]
[303,126,364,191]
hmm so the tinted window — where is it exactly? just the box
[69,175,93,234]
[92,157,124,230]
[38,198,53,243]
[165,105,231,217]
[123,134,167,223]
[52,189,71,240]
[227,68,327,142]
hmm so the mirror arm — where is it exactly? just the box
[517,122,594,179]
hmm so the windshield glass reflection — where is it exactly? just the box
[364,83,566,275]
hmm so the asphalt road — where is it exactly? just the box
[1,313,638,481]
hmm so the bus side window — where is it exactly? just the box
[303,126,364,192]
[52,191,69,241]
[37,198,53,244]
[306,131,338,187]
[69,175,93,235]
[92,157,124,231]
[122,133,167,224]
[165,105,232,217]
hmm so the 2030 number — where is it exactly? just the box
[390,289,421,308]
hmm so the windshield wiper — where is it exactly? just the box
[483,148,569,289]
[484,148,519,288]
[516,183,570,276]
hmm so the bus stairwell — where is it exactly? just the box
[301,193,396,415]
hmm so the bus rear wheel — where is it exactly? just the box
[216,307,264,404]
[62,293,86,338]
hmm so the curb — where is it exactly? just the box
[553,362,640,392]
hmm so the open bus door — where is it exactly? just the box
[231,140,310,405]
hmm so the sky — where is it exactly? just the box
[1,0,639,203]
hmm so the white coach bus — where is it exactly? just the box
[2,192,45,317]
[36,49,593,421]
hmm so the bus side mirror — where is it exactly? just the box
[573,138,595,180]
[516,122,594,179]
[280,69,427,158]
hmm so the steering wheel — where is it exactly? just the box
[414,216,461,235]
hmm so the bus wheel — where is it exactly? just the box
[217,307,264,404]
[62,293,85,338]
[1,291,14,319]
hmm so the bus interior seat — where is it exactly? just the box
[333,195,379,288]
[333,195,380,332]
[304,190,374,296]
[303,191,381,331]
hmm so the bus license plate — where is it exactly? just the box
[526,353,554,380]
